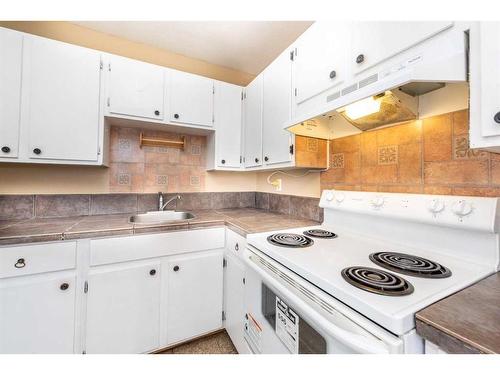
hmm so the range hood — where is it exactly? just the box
[285,28,468,140]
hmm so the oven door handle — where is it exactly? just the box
[244,250,398,354]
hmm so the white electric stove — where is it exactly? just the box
[243,190,500,354]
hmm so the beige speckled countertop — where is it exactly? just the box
[416,272,500,354]
[0,208,319,246]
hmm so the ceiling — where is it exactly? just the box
[73,21,313,75]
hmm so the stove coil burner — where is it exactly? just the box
[369,252,452,279]
[341,266,414,296]
[303,229,338,239]
[267,233,314,248]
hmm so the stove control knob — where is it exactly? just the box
[325,191,334,201]
[335,192,345,203]
[452,200,473,217]
[428,199,445,214]
[370,196,385,208]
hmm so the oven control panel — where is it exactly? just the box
[275,296,299,354]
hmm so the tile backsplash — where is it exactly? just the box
[321,109,500,197]
[0,192,322,222]
[109,126,207,193]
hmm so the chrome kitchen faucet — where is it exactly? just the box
[158,192,181,211]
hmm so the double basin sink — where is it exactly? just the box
[129,211,195,225]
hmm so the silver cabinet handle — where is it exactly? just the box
[235,243,239,251]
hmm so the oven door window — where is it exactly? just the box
[261,283,327,354]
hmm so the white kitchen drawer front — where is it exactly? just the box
[0,241,76,279]
[226,228,246,258]
[89,227,225,266]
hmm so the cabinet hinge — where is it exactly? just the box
[240,155,242,164]
[213,86,215,94]
[84,281,88,294]
[294,88,298,97]
[243,277,246,285]
[223,258,227,268]
[108,63,111,72]
[241,92,244,100]
[290,50,295,61]
[222,311,226,321]
[107,97,110,107]
[212,114,215,123]
[99,61,103,70]
[289,144,294,155]
[97,146,101,156]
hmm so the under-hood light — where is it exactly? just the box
[341,96,381,120]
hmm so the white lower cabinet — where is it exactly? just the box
[166,250,224,345]
[0,271,76,353]
[85,259,162,354]
[224,251,249,354]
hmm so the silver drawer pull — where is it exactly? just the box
[235,243,239,251]
[14,258,26,268]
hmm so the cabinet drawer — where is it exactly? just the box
[226,229,246,258]
[90,227,225,266]
[0,241,76,279]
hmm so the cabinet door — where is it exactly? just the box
[0,271,76,353]
[475,22,500,138]
[107,55,165,120]
[170,70,214,127]
[262,50,293,165]
[224,252,248,354]
[243,75,263,168]
[214,81,242,168]
[24,36,101,162]
[351,21,453,75]
[294,21,348,104]
[166,251,223,345]
[86,260,161,353]
[0,28,22,160]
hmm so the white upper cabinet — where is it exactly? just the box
[107,55,165,121]
[470,22,500,152]
[293,22,349,105]
[350,21,454,75]
[166,250,223,345]
[243,74,263,167]
[262,49,293,165]
[214,81,243,168]
[85,260,161,354]
[170,70,214,127]
[0,28,23,159]
[23,36,102,162]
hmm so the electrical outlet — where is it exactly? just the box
[275,178,282,192]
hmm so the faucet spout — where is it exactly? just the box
[159,194,181,211]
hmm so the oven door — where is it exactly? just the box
[243,247,404,354]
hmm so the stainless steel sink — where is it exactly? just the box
[129,211,195,224]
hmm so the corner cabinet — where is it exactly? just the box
[22,35,102,163]
[243,74,264,168]
[0,27,23,160]
[207,81,243,170]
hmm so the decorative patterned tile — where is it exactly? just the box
[378,145,398,165]
[453,136,487,160]
[331,153,345,169]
